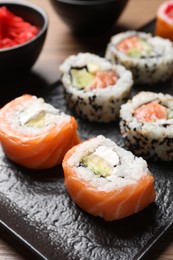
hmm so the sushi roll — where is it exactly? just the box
[120,91,173,161]
[59,52,133,123]
[105,31,173,84]
[62,135,155,221]
[156,0,173,41]
[0,94,80,169]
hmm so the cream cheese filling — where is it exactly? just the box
[68,136,148,192]
[6,97,70,136]
[18,97,68,128]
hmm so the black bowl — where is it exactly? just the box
[49,0,129,34]
[0,0,48,77]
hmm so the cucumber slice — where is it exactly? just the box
[81,154,112,177]
[71,68,95,89]
[127,39,152,58]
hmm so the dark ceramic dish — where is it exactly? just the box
[49,0,129,34]
[0,20,173,260]
[0,1,48,77]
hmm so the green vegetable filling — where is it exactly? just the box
[167,109,173,119]
[81,154,112,177]
[25,111,46,127]
[127,40,152,58]
[70,68,95,89]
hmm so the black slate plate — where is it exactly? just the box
[0,20,173,260]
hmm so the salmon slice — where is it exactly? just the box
[88,71,118,90]
[116,35,152,58]
[117,36,142,53]
[0,94,81,169]
[156,1,173,41]
[62,138,155,221]
[134,102,167,123]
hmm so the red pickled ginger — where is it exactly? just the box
[0,6,39,49]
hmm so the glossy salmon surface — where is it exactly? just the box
[0,94,80,169]
[63,141,155,221]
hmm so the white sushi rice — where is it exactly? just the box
[105,31,173,84]
[120,91,173,160]
[60,52,133,122]
[6,96,71,135]
[67,135,149,192]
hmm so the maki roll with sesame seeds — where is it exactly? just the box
[120,91,173,161]
[62,135,155,221]
[105,31,173,85]
[59,53,133,123]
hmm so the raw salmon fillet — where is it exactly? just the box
[0,94,80,169]
[63,136,155,221]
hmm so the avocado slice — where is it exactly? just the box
[167,109,173,119]
[25,111,46,127]
[81,154,112,177]
[71,68,95,89]
[127,39,152,58]
[127,48,143,58]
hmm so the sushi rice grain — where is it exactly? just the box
[63,135,155,221]
[105,31,173,84]
[120,91,173,161]
[60,52,133,122]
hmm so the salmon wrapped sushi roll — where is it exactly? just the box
[0,94,80,169]
[120,91,173,161]
[62,135,155,221]
[60,52,133,123]
[105,31,173,84]
[156,0,173,41]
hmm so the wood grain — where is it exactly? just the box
[0,0,172,259]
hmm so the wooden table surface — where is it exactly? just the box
[0,0,173,259]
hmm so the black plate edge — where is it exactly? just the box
[133,18,173,260]
[0,219,47,260]
[139,18,156,31]
[135,218,173,260]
